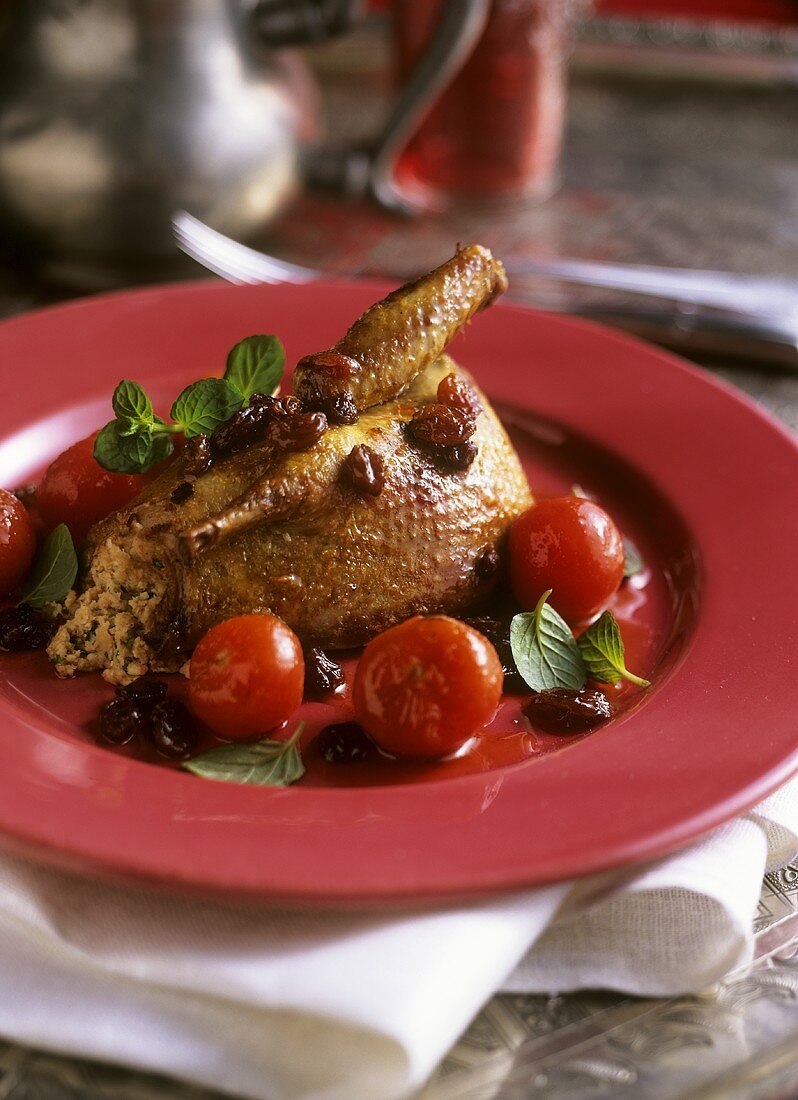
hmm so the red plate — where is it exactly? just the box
[0,280,796,906]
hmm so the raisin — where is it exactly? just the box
[406,403,475,447]
[99,697,147,745]
[183,434,212,475]
[115,676,168,708]
[523,688,615,735]
[475,546,500,581]
[0,604,53,652]
[171,481,194,504]
[314,721,377,764]
[270,395,305,418]
[437,373,481,419]
[270,410,327,451]
[317,393,359,425]
[463,615,526,693]
[342,444,385,497]
[211,403,273,460]
[304,647,345,696]
[437,441,478,471]
[298,350,361,379]
[149,698,197,759]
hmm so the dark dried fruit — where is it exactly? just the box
[270,410,327,451]
[437,440,478,472]
[0,604,53,652]
[523,688,615,735]
[304,647,345,697]
[211,402,273,460]
[183,434,212,475]
[270,395,305,418]
[342,444,385,497]
[115,676,168,707]
[437,372,481,419]
[171,481,194,504]
[314,721,377,764]
[475,545,500,581]
[463,615,526,693]
[298,350,361,380]
[316,393,359,425]
[149,699,197,759]
[99,697,146,746]
[406,403,475,447]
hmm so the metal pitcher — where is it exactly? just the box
[0,0,489,287]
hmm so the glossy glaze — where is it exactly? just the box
[294,245,507,411]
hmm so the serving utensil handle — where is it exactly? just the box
[247,0,490,209]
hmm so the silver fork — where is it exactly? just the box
[173,212,798,367]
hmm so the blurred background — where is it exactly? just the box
[0,0,797,427]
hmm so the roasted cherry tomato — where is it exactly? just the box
[37,432,152,547]
[352,615,503,760]
[509,496,624,624]
[188,613,304,738]
[0,489,36,596]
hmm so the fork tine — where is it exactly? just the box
[173,212,320,286]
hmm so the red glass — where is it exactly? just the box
[392,0,576,206]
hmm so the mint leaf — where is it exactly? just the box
[21,524,77,609]
[94,420,173,474]
[147,430,175,468]
[183,723,305,786]
[225,335,285,402]
[622,536,644,579]
[171,378,243,438]
[510,590,586,691]
[578,611,651,687]
[112,380,153,434]
[94,421,147,472]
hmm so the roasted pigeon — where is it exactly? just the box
[48,246,533,683]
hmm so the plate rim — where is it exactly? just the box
[0,276,796,906]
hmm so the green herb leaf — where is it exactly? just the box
[21,524,77,609]
[147,429,176,468]
[622,536,644,579]
[171,378,243,438]
[94,420,147,473]
[93,420,173,474]
[112,380,153,434]
[510,590,586,692]
[183,723,305,787]
[577,610,651,687]
[224,335,285,402]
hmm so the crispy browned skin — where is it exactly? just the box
[48,249,531,683]
[293,244,507,413]
[182,245,508,560]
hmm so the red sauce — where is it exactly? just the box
[0,411,699,788]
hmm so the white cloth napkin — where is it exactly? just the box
[0,779,795,1100]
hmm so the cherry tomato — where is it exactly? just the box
[188,613,304,738]
[352,615,503,760]
[509,496,624,624]
[0,489,36,596]
[37,432,151,547]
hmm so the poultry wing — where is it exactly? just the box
[48,246,533,683]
